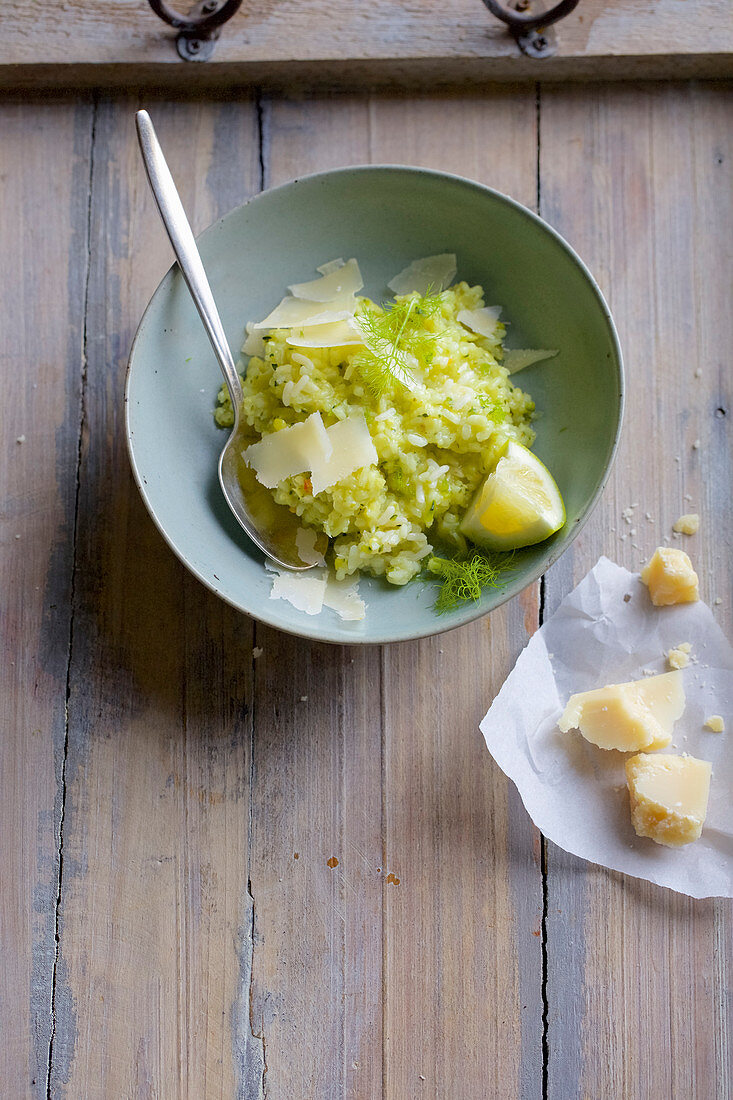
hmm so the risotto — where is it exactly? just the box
[215,260,536,586]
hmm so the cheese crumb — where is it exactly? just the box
[16,434,25,444]
[626,753,712,847]
[704,715,725,733]
[252,646,263,659]
[673,513,700,535]
[692,439,701,450]
[641,547,699,606]
[667,642,692,670]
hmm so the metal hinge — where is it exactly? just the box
[147,0,243,61]
[481,0,581,59]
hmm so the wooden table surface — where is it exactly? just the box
[2,81,731,1098]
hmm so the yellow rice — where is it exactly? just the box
[216,283,535,585]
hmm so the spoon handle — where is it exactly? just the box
[135,110,244,412]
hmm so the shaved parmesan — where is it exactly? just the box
[266,564,366,621]
[289,258,363,302]
[244,409,377,494]
[296,527,326,566]
[310,411,379,496]
[388,253,457,296]
[267,565,327,615]
[286,318,365,349]
[457,306,503,338]
[243,412,332,489]
[323,577,365,621]
[503,348,558,374]
[252,291,358,331]
[317,258,345,276]
[243,322,268,356]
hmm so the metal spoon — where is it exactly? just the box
[135,109,315,571]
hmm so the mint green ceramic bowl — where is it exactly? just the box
[126,166,623,644]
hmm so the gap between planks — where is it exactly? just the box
[44,96,99,1100]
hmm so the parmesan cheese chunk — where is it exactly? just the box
[704,715,725,733]
[310,411,378,496]
[457,306,503,338]
[503,348,559,375]
[289,258,363,302]
[558,670,685,751]
[252,291,358,330]
[243,412,332,489]
[286,318,365,348]
[673,512,700,535]
[641,547,699,606]
[626,753,712,847]
[388,253,457,296]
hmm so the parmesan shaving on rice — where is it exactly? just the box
[388,253,458,296]
[503,348,559,374]
[289,258,363,302]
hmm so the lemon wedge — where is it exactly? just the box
[460,441,566,551]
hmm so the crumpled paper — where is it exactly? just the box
[480,556,733,898]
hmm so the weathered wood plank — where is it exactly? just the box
[0,99,93,1098]
[369,91,544,1100]
[248,96,384,1100]
[0,0,731,88]
[48,98,265,1098]
[539,82,733,1098]
[245,89,544,1098]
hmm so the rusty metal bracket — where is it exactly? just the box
[481,0,581,58]
[147,0,243,61]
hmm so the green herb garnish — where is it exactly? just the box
[426,550,512,613]
[353,292,442,396]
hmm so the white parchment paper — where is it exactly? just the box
[480,557,733,898]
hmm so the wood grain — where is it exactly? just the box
[369,92,545,1100]
[3,80,730,1100]
[0,0,731,88]
[539,82,733,1099]
[249,96,385,1100]
[0,99,93,1098]
[244,89,545,1099]
[47,98,266,1098]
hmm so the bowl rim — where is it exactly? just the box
[126,163,625,645]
